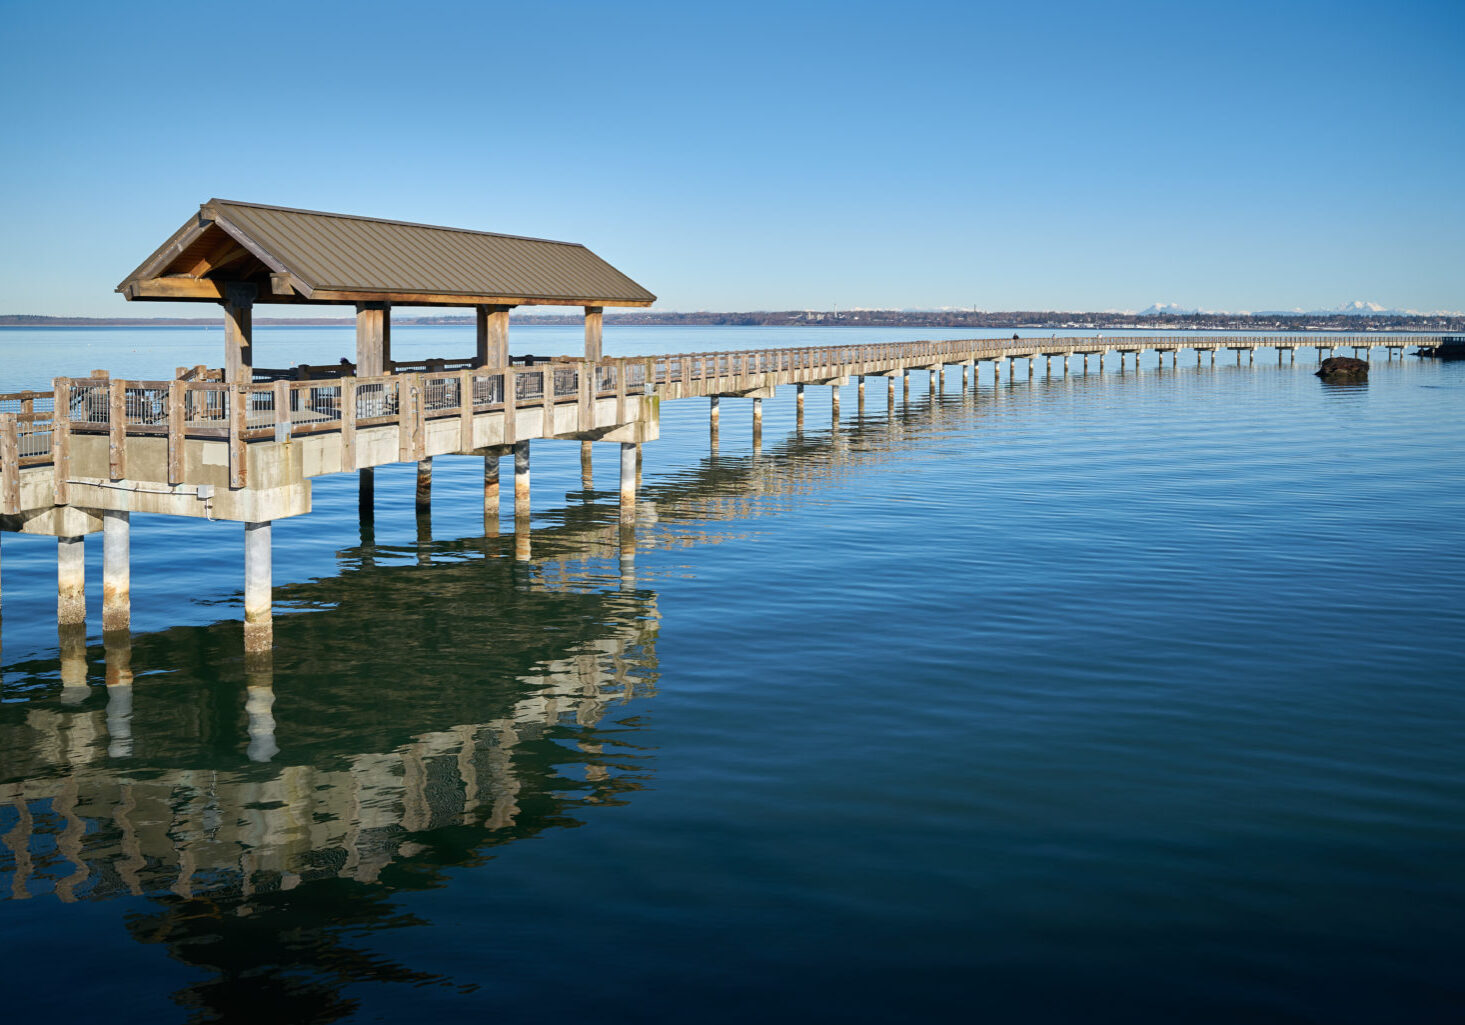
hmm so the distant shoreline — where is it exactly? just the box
[2,311,1460,332]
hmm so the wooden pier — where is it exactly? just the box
[0,199,1446,661]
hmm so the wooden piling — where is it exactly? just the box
[416,457,432,511]
[581,441,594,490]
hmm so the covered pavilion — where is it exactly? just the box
[116,199,657,381]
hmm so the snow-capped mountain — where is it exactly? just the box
[1139,303,1197,316]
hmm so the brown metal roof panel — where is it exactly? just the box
[210,200,655,303]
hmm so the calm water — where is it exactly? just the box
[1,326,1463,1024]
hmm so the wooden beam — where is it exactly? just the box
[356,302,390,377]
[223,282,257,384]
[476,304,512,366]
[585,306,604,361]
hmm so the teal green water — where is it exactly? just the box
[1,327,1463,1023]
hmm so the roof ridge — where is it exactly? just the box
[208,199,590,250]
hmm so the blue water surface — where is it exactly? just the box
[0,326,1461,1024]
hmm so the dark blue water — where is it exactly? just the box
[2,327,1462,1024]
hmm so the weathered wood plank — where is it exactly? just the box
[109,379,126,480]
[52,380,71,505]
[167,381,184,485]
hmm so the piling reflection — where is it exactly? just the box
[1,530,661,1022]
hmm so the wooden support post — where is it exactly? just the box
[858,375,866,413]
[229,385,247,488]
[796,384,805,426]
[459,369,475,450]
[831,383,841,419]
[109,379,126,480]
[476,304,512,367]
[752,396,763,447]
[584,306,604,362]
[513,440,531,521]
[58,534,85,626]
[619,442,637,525]
[52,379,71,506]
[167,381,184,484]
[581,441,594,490]
[416,457,432,511]
[902,368,910,401]
[0,413,19,516]
[102,510,130,635]
[710,394,721,429]
[483,451,501,536]
[355,302,391,376]
[243,521,272,654]
[223,283,257,384]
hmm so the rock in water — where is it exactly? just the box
[1316,356,1369,380]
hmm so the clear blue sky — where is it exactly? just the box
[1,0,1461,316]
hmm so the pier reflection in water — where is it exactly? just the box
[0,394,973,1021]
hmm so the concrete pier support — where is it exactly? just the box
[243,521,272,654]
[102,510,130,634]
[415,458,432,511]
[1028,358,1035,379]
[993,360,1001,384]
[619,442,637,525]
[887,375,896,410]
[57,534,85,626]
[513,441,531,521]
[902,369,910,402]
[933,368,941,394]
[961,362,969,389]
[581,442,594,491]
[483,453,500,535]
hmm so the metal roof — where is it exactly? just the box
[118,199,656,307]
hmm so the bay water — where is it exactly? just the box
[1,326,1462,1023]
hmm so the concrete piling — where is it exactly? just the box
[102,510,130,634]
[483,452,500,535]
[57,535,85,627]
[243,521,272,654]
[513,440,531,521]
